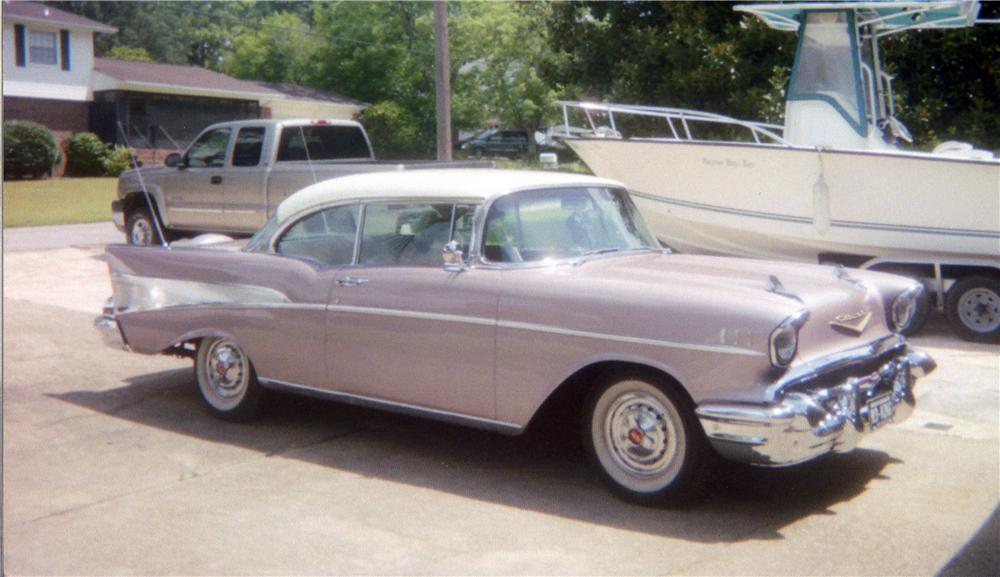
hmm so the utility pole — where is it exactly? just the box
[434,0,452,160]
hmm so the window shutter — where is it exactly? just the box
[14,24,26,66]
[60,30,70,70]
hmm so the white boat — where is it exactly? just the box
[560,1,1000,341]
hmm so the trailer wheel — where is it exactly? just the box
[945,275,1000,343]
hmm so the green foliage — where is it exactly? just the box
[3,121,61,180]
[103,145,136,177]
[225,11,319,84]
[361,101,427,160]
[106,45,152,62]
[65,133,109,177]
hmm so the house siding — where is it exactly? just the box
[2,22,93,101]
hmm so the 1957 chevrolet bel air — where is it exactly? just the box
[96,169,935,505]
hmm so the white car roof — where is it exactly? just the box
[276,169,624,223]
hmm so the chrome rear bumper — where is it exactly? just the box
[94,298,129,351]
[696,345,935,467]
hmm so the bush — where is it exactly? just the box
[102,145,136,177]
[65,132,110,177]
[3,120,61,179]
[361,101,429,159]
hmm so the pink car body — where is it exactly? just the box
[97,169,934,500]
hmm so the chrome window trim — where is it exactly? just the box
[473,185,660,270]
[258,378,524,435]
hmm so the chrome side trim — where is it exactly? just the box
[498,320,765,357]
[258,378,524,435]
[328,304,495,327]
[111,273,292,313]
[328,304,763,356]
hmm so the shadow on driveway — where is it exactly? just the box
[52,367,900,544]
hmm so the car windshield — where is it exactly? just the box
[482,187,658,263]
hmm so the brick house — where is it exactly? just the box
[2,1,367,173]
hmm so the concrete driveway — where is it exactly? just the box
[3,227,998,575]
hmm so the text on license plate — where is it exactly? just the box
[867,394,894,429]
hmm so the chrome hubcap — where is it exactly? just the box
[205,340,246,399]
[958,288,1000,333]
[605,392,677,476]
[130,218,153,245]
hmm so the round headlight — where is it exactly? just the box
[770,324,798,367]
[891,284,923,333]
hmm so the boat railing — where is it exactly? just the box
[557,100,791,146]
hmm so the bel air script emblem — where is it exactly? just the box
[830,309,872,334]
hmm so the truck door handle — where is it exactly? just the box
[210,175,223,184]
[337,276,368,287]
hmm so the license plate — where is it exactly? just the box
[867,394,894,429]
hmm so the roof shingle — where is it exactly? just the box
[3,1,117,33]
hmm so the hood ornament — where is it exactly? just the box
[830,309,872,334]
[766,275,803,303]
[834,265,866,288]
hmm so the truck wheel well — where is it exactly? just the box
[523,361,693,435]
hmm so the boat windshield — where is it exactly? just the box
[482,187,659,264]
[789,11,865,132]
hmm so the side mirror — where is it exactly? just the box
[164,153,184,168]
[442,240,467,273]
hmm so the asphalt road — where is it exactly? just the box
[2,224,998,575]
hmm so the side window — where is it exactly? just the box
[452,204,476,256]
[276,204,360,266]
[360,203,454,266]
[186,128,231,168]
[232,127,265,167]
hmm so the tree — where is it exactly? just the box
[105,45,152,62]
[225,11,319,84]
[452,2,562,153]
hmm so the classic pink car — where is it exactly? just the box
[96,169,935,505]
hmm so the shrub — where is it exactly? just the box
[361,101,428,159]
[103,145,136,177]
[65,132,110,177]
[3,120,61,179]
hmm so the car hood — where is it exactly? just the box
[574,252,894,360]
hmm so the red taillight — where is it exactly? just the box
[311,119,328,125]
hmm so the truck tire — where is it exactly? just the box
[126,207,164,246]
[945,275,1000,343]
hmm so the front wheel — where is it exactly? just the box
[195,337,266,422]
[584,373,709,506]
[126,207,163,246]
[945,275,1000,343]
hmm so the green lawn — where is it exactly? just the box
[2,177,118,227]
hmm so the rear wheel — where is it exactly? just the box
[945,276,1000,343]
[195,337,266,422]
[584,373,709,506]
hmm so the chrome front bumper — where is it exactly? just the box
[696,341,936,467]
[111,200,126,232]
[94,298,129,351]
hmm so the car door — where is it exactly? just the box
[161,127,232,229]
[325,201,500,420]
[258,202,362,388]
[217,125,268,231]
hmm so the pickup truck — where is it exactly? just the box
[113,118,492,244]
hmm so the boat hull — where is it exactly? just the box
[568,138,1000,263]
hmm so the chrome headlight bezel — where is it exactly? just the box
[769,309,810,368]
[890,283,923,333]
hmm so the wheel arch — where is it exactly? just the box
[122,189,169,228]
[523,357,695,434]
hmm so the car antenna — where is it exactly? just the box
[299,125,318,185]
[116,121,169,248]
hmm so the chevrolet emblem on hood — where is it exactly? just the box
[830,309,872,334]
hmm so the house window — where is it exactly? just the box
[28,30,58,65]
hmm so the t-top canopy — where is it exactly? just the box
[736,1,983,36]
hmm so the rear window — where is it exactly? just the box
[277,125,371,162]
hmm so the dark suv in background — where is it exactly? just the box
[458,129,530,159]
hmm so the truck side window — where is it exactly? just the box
[232,127,265,167]
[276,204,360,266]
[186,128,231,168]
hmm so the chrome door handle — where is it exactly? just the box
[337,276,368,287]
[210,175,223,184]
